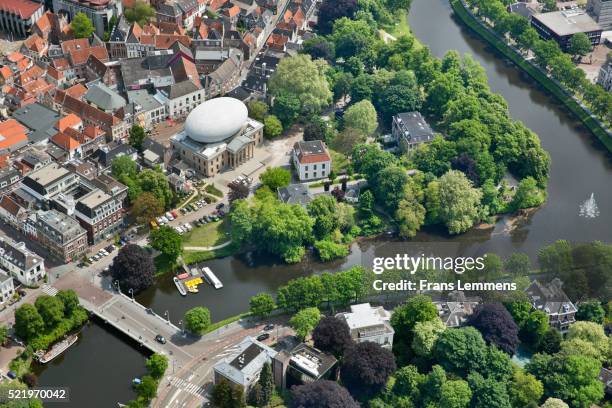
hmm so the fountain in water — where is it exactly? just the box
[579,193,600,219]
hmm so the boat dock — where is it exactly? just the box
[173,266,222,294]
[202,267,223,289]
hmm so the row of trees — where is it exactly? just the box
[466,0,612,124]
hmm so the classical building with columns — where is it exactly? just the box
[170,97,264,177]
[0,0,44,39]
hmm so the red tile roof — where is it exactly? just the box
[61,38,90,54]
[69,45,109,66]
[46,65,63,80]
[16,58,31,73]
[51,57,71,71]
[56,113,82,131]
[0,195,24,217]
[0,119,28,151]
[34,11,53,34]
[17,64,44,85]
[0,66,12,81]
[64,83,88,99]
[51,131,81,151]
[8,52,26,63]
[23,33,47,54]
[154,34,191,49]
[0,0,43,19]
[226,5,241,17]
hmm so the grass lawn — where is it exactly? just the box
[182,220,231,248]
[204,184,223,198]
[381,9,423,49]
[182,242,240,265]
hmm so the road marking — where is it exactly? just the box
[168,377,207,397]
[168,389,180,405]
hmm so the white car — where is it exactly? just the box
[161,216,169,224]
[93,255,100,261]
[175,226,184,234]
[156,216,165,225]
[183,223,192,231]
[165,212,174,221]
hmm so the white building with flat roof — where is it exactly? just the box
[335,303,394,349]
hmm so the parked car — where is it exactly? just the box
[171,210,179,218]
[183,223,192,231]
[156,217,164,225]
[7,371,17,379]
[216,203,225,210]
[161,216,169,224]
[256,333,270,342]
[165,212,174,221]
[93,255,100,261]
[263,324,275,331]
[106,245,116,253]
[155,334,166,344]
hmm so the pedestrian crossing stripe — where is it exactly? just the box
[42,285,58,296]
[168,376,206,397]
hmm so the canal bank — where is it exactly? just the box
[34,1,612,405]
[450,0,612,151]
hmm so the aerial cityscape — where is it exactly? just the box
[0,0,610,406]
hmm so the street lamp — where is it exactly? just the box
[179,320,184,335]
[164,310,170,325]
[114,280,121,294]
[128,288,134,302]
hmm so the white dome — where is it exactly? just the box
[184,97,248,143]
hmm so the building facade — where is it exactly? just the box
[292,140,331,181]
[27,209,88,263]
[392,111,435,153]
[335,303,394,349]
[0,271,15,303]
[0,0,45,39]
[531,10,603,50]
[51,0,122,38]
[597,60,612,91]
[587,0,612,30]
[74,189,123,244]
[525,279,577,332]
[0,236,45,286]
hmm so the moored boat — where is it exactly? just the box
[174,277,187,296]
[35,334,78,364]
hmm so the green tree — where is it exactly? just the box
[125,0,155,25]
[263,115,283,139]
[307,195,339,239]
[0,325,8,345]
[511,177,546,210]
[149,226,183,262]
[145,353,168,379]
[247,101,269,122]
[521,310,549,346]
[184,307,211,335]
[35,295,65,328]
[468,373,512,408]
[508,367,544,408]
[138,168,173,209]
[436,170,482,234]
[131,192,164,225]
[272,92,301,127]
[343,100,378,135]
[576,300,605,324]
[289,307,321,340]
[71,12,94,38]
[569,32,592,57]
[332,127,366,155]
[128,125,146,151]
[258,362,273,406]
[111,155,138,179]
[249,293,275,318]
[482,253,503,279]
[260,167,291,191]
[392,365,424,400]
[412,318,446,358]
[505,298,532,328]
[277,276,324,311]
[526,353,604,408]
[538,328,562,354]
[540,398,569,408]
[136,375,157,401]
[391,295,438,359]
[433,327,487,378]
[269,55,332,115]
[56,289,79,315]
[439,379,472,408]
[504,253,531,277]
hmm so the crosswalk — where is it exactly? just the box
[167,376,207,397]
[41,285,58,296]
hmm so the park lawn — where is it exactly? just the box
[381,9,423,49]
[182,242,240,265]
[182,219,231,248]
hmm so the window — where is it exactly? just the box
[305,165,308,171]
[305,173,308,179]
[314,172,317,178]
[322,163,326,169]
[314,164,317,170]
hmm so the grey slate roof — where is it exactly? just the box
[161,81,199,99]
[214,336,277,387]
[277,183,313,206]
[85,83,127,112]
[394,111,434,144]
[525,279,577,316]
[127,89,163,112]
[12,103,61,144]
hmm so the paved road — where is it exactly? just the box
[154,318,293,408]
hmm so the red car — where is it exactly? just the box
[171,210,179,218]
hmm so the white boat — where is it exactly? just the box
[36,334,78,364]
[202,267,223,289]
[173,277,187,296]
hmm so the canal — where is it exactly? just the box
[36,0,612,406]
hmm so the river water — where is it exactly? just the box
[36,0,612,406]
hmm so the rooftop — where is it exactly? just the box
[525,279,577,315]
[85,83,127,112]
[24,162,71,188]
[277,183,313,206]
[12,103,62,144]
[214,336,277,386]
[394,111,434,144]
[289,343,336,379]
[0,235,43,271]
[294,140,331,164]
[0,0,43,19]
[34,209,86,242]
[184,97,249,144]
[533,9,602,36]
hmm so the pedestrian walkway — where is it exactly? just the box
[167,376,207,397]
[183,240,233,252]
[41,285,58,296]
